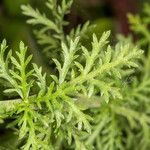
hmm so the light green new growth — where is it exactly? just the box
[0,0,150,150]
[128,3,150,46]
[21,0,89,60]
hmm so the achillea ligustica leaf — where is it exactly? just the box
[0,1,150,150]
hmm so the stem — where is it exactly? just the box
[70,61,120,85]
[0,94,101,114]
[86,117,108,145]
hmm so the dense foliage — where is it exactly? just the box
[0,1,150,150]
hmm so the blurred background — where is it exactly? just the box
[0,0,149,47]
[0,0,149,72]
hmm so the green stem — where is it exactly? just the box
[85,117,108,145]
[70,61,120,85]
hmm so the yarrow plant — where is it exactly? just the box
[0,0,150,150]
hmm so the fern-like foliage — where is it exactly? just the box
[84,3,150,150]
[0,0,150,150]
[21,0,89,60]
[128,3,150,47]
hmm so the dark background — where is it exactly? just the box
[0,0,149,44]
[0,0,149,69]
